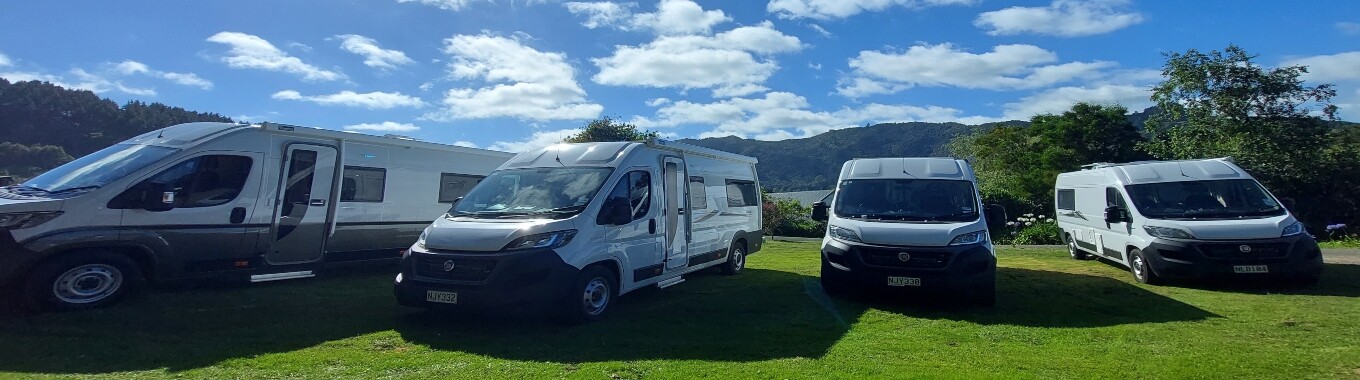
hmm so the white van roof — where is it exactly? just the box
[839,158,974,181]
[1067,158,1252,185]
[503,140,758,169]
[126,122,514,158]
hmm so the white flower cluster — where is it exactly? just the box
[1326,223,1347,231]
[1013,214,1053,226]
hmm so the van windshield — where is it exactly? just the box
[834,179,978,222]
[19,144,180,194]
[450,167,613,219]
[1125,179,1286,220]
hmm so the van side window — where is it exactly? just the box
[1106,187,1128,208]
[598,170,652,224]
[439,173,484,203]
[340,166,386,202]
[726,180,759,207]
[688,176,707,209]
[1057,189,1076,210]
[115,155,253,209]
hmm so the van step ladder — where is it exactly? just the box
[656,276,686,289]
[250,271,316,283]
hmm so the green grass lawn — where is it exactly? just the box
[2,241,1359,379]
[1319,237,1360,249]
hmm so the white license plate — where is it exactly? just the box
[426,290,459,304]
[1233,265,1269,274]
[888,276,921,287]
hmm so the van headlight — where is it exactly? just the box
[503,230,578,251]
[415,227,431,250]
[0,211,63,230]
[1281,222,1304,237]
[827,225,862,243]
[948,230,988,246]
[1144,226,1194,239]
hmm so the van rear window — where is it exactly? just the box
[1057,189,1075,210]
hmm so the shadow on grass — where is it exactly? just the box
[828,267,1221,328]
[1157,264,1360,297]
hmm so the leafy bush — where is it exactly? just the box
[995,213,1062,245]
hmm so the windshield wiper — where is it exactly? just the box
[926,212,978,222]
[5,185,52,194]
[48,185,100,194]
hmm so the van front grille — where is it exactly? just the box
[1197,243,1288,259]
[414,255,497,282]
[860,248,951,269]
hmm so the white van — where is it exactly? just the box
[1055,159,1323,285]
[0,122,513,310]
[810,158,1006,305]
[394,140,763,323]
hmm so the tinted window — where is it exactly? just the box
[439,173,483,203]
[23,144,179,193]
[1057,189,1075,211]
[598,171,652,224]
[834,179,978,222]
[119,155,252,209]
[726,180,759,207]
[340,166,385,202]
[689,176,707,209]
[1125,179,1285,220]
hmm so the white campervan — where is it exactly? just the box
[810,158,1005,306]
[1055,159,1323,285]
[0,122,513,311]
[394,140,763,323]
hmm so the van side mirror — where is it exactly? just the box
[1104,205,1126,224]
[1280,197,1296,211]
[598,197,632,225]
[984,204,1007,229]
[140,182,175,212]
[810,202,828,222]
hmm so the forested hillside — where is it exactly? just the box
[0,79,231,178]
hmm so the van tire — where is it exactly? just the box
[558,265,616,325]
[1067,234,1090,260]
[819,257,851,295]
[22,251,143,312]
[720,241,746,275]
[1128,249,1163,285]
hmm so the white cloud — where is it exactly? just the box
[646,97,671,107]
[1000,84,1151,120]
[207,31,345,81]
[1337,22,1360,36]
[3,67,155,96]
[0,52,11,67]
[565,0,731,35]
[287,41,314,52]
[343,121,421,132]
[838,43,1114,97]
[634,91,997,140]
[1281,51,1360,83]
[396,0,490,11]
[336,34,415,70]
[114,60,213,89]
[272,90,426,109]
[808,24,833,37]
[489,128,583,152]
[768,0,976,20]
[423,33,602,121]
[592,21,803,97]
[453,141,479,148]
[975,0,1143,37]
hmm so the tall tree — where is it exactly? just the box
[562,117,658,143]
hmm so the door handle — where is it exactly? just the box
[230,207,246,224]
[310,199,327,206]
[649,219,656,234]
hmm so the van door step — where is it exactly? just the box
[250,271,315,282]
[657,276,686,289]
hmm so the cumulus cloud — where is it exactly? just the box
[207,31,345,81]
[422,33,602,121]
[336,34,414,70]
[592,21,804,97]
[343,121,421,132]
[272,90,426,109]
[837,43,1114,97]
[1000,84,1152,120]
[395,0,490,11]
[565,0,731,35]
[2,67,159,96]
[489,128,583,152]
[114,60,213,89]
[975,0,1143,37]
[768,0,975,20]
[1281,51,1360,83]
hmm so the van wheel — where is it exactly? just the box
[559,265,616,325]
[819,256,850,295]
[1128,249,1163,285]
[720,241,746,275]
[1067,235,1090,260]
[23,252,143,312]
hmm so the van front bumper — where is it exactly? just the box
[1143,234,1324,280]
[393,247,579,311]
[821,240,995,292]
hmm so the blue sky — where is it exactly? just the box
[2,0,1357,152]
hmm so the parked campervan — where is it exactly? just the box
[1055,158,1323,285]
[394,140,763,323]
[0,122,513,311]
[810,158,1005,305]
